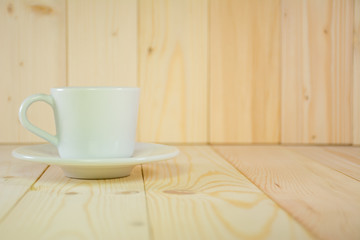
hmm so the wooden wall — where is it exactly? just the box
[0,0,358,145]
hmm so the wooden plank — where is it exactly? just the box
[213,145,360,240]
[0,145,47,220]
[333,146,360,158]
[210,0,280,144]
[281,0,353,144]
[288,146,360,181]
[138,0,208,143]
[67,0,137,86]
[0,0,66,143]
[0,165,149,239]
[142,146,314,240]
[354,0,360,145]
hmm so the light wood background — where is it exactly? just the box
[0,0,358,144]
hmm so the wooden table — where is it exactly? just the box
[0,145,359,240]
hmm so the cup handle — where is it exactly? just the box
[19,94,58,146]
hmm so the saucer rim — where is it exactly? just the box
[12,142,179,167]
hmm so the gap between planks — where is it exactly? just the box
[0,165,49,223]
[287,147,360,182]
[141,164,154,240]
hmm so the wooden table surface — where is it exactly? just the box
[0,145,359,240]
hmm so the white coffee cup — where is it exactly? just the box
[19,87,140,159]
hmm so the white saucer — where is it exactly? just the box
[12,143,179,179]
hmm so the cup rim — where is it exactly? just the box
[51,87,139,92]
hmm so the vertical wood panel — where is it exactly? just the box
[354,0,360,145]
[281,0,353,144]
[138,0,208,143]
[0,0,66,143]
[210,0,281,144]
[0,1,357,145]
[67,0,137,86]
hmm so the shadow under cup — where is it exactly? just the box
[19,87,140,159]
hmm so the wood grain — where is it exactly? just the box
[354,0,360,145]
[288,146,360,181]
[142,146,313,240]
[281,0,353,144]
[0,0,66,143]
[0,0,357,145]
[334,146,360,158]
[138,0,208,143]
[0,145,47,220]
[0,165,149,240]
[67,0,137,86]
[210,0,280,143]
[214,145,360,240]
